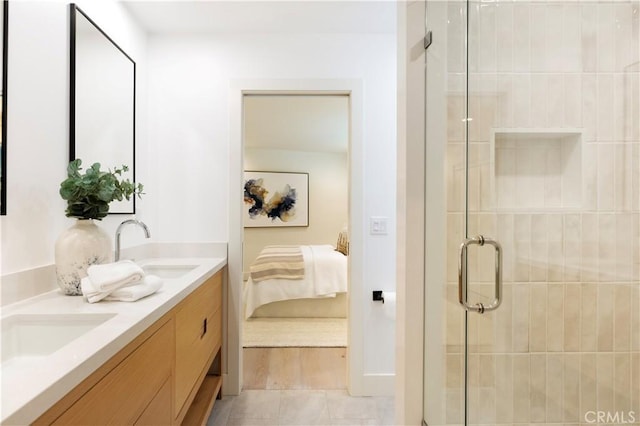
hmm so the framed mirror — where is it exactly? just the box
[1,0,8,216]
[70,4,136,214]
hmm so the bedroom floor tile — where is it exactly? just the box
[266,348,305,389]
[244,347,347,390]
[300,347,347,389]
[243,347,271,389]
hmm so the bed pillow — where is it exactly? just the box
[336,230,349,255]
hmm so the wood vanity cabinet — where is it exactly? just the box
[174,270,223,425]
[34,269,224,426]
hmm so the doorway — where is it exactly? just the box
[241,93,350,390]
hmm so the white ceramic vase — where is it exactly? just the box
[55,219,113,295]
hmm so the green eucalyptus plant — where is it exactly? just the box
[59,159,144,220]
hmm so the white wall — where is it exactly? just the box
[0,1,397,395]
[243,148,348,274]
[147,32,397,392]
[1,0,149,276]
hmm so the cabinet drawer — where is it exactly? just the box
[174,273,222,415]
[52,319,174,425]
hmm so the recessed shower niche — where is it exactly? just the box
[491,129,583,211]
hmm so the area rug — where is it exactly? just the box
[242,317,347,347]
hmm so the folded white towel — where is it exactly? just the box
[81,276,115,304]
[104,275,163,302]
[86,260,145,292]
[82,275,163,304]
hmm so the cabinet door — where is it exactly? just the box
[174,272,222,416]
[135,377,172,426]
[53,319,174,425]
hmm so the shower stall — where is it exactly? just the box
[423,1,640,424]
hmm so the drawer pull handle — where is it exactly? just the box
[201,318,207,338]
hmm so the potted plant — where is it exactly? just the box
[60,159,144,220]
[55,159,144,295]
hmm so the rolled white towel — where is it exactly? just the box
[86,260,145,292]
[104,275,163,302]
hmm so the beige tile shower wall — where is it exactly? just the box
[443,1,640,424]
[445,283,640,424]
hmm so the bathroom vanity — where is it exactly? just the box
[1,257,226,425]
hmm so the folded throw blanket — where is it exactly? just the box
[86,260,145,292]
[250,245,305,282]
[104,275,163,302]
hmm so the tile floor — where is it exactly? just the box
[206,389,395,426]
[215,347,395,425]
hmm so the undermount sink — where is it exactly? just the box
[1,313,116,364]
[141,264,198,279]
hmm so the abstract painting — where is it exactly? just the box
[243,171,309,228]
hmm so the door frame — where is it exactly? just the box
[396,0,428,424]
[227,78,367,395]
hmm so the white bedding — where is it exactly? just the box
[244,245,347,319]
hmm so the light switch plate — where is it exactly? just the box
[370,217,388,235]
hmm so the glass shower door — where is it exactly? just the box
[424,1,640,425]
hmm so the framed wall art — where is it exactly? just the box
[243,171,309,228]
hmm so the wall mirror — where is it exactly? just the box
[1,0,8,215]
[70,3,136,214]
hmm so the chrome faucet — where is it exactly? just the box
[115,219,151,261]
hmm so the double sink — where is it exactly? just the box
[1,261,198,366]
[1,256,226,425]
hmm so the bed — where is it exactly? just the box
[243,244,348,319]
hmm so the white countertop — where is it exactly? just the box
[0,256,226,425]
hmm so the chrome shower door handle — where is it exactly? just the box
[458,235,503,314]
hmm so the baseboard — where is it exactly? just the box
[353,373,395,397]
[221,373,241,396]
